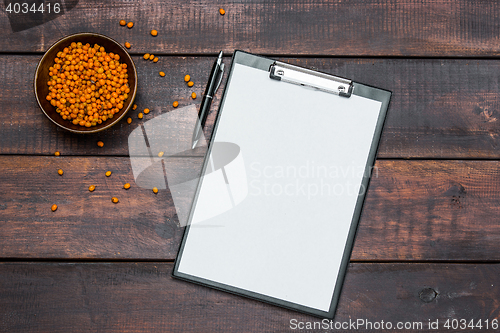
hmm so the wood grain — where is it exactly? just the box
[2,0,500,56]
[0,262,498,332]
[1,156,499,261]
[2,55,500,158]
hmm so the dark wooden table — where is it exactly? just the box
[1,1,500,332]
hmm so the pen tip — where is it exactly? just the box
[218,50,223,58]
[191,140,198,150]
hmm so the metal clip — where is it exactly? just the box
[214,63,225,93]
[269,61,353,97]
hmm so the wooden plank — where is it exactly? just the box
[354,159,500,261]
[0,55,213,157]
[0,262,498,332]
[2,0,500,56]
[2,55,500,158]
[0,155,197,259]
[1,156,499,261]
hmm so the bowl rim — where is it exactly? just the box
[34,32,138,134]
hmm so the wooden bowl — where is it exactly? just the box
[34,33,137,133]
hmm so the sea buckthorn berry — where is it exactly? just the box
[45,42,130,128]
[97,141,104,147]
[184,75,190,82]
[132,104,137,110]
[54,151,60,156]
[151,30,158,36]
[123,183,131,190]
[172,101,179,108]
[153,57,158,63]
[144,53,150,60]
[119,20,126,26]
[105,171,112,177]
[187,81,194,87]
[149,54,154,61]
[51,204,58,212]
[158,151,164,157]
[127,117,132,124]
[191,92,197,99]
[219,8,225,15]
[112,197,119,203]
[125,42,131,49]
[127,22,134,28]
[138,113,143,119]
[144,108,150,114]
[57,169,63,176]
[159,71,165,77]
[89,185,96,192]
[153,187,158,194]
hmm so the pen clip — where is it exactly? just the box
[214,63,225,93]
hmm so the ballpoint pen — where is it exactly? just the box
[191,51,225,149]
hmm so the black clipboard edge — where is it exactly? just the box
[172,50,392,320]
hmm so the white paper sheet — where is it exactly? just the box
[177,63,382,311]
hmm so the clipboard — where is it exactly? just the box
[172,51,391,319]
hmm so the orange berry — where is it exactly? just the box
[187,81,194,87]
[138,113,143,119]
[97,141,104,147]
[191,92,197,99]
[184,75,190,82]
[151,30,158,36]
[112,197,119,203]
[51,204,58,212]
[143,53,150,60]
[119,20,126,26]
[153,57,158,63]
[123,183,131,190]
[124,42,131,49]
[54,151,60,156]
[127,22,134,28]
[159,71,165,77]
[153,187,158,194]
[132,104,137,110]
[105,171,112,177]
[57,169,63,176]
[89,185,96,192]
[172,101,179,108]
[219,8,225,15]
[144,108,150,114]
[127,117,132,124]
